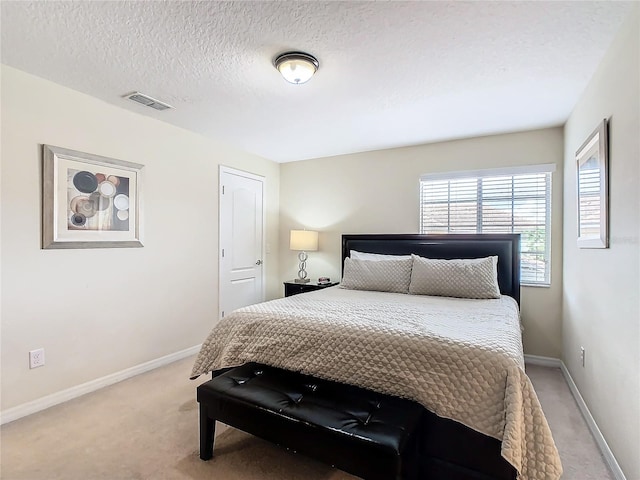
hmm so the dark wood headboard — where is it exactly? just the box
[341,234,521,305]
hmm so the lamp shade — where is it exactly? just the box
[290,230,318,251]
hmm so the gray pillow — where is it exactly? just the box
[409,255,501,299]
[350,250,412,261]
[340,257,413,294]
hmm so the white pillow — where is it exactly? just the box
[408,255,501,299]
[350,250,412,261]
[341,257,413,294]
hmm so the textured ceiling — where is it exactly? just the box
[1,1,634,162]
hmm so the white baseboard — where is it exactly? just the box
[560,362,627,480]
[1,344,201,425]
[524,354,562,368]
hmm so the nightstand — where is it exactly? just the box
[283,281,339,297]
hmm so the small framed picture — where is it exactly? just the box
[42,145,144,249]
[575,119,608,248]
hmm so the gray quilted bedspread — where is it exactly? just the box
[191,287,562,480]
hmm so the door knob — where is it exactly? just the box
[255,260,263,265]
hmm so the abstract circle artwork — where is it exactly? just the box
[68,169,130,231]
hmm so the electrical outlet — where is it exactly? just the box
[29,348,45,369]
[580,346,585,367]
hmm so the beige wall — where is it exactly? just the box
[562,7,639,479]
[280,127,564,357]
[0,66,280,410]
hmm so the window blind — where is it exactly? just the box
[420,166,553,286]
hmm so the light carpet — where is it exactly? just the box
[1,356,613,480]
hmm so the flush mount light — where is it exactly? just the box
[274,51,319,85]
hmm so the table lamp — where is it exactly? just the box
[290,230,318,283]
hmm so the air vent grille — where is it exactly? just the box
[124,92,173,111]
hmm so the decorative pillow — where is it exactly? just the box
[341,257,413,294]
[409,255,501,299]
[350,250,412,261]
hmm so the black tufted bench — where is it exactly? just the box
[197,362,423,480]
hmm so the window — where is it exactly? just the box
[419,165,554,286]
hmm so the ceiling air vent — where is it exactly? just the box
[124,92,173,111]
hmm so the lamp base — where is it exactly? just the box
[295,251,310,284]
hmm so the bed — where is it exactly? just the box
[191,234,562,480]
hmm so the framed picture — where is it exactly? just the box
[575,119,608,248]
[42,145,144,249]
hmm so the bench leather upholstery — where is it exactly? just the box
[197,362,423,480]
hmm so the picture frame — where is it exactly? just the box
[42,145,144,249]
[575,119,608,248]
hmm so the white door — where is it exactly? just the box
[219,166,265,319]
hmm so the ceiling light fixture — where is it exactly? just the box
[274,51,319,85]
